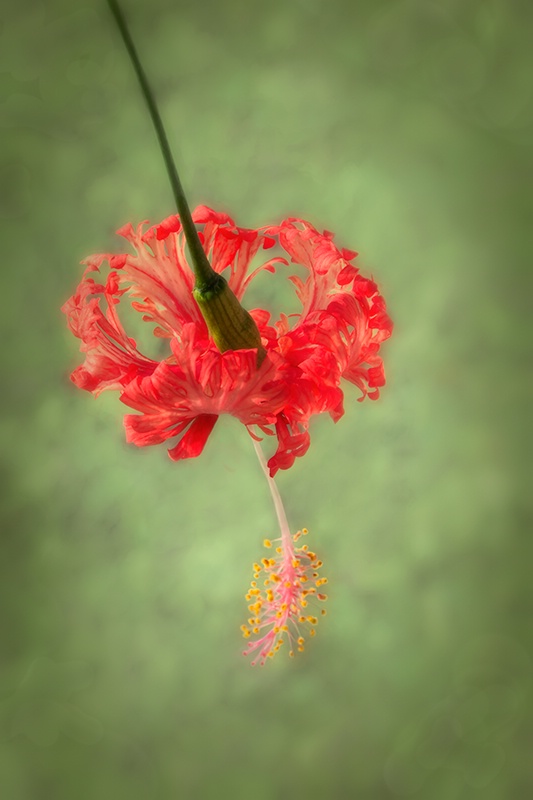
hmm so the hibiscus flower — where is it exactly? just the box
[64,0,393,665]
[62,205,392,477]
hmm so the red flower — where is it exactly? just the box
[62,206,392,475]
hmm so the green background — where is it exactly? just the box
[1,0,531,797]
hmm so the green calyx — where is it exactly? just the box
[193,275,266,366]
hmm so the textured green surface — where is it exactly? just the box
[1,0,532,797]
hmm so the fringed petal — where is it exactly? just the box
[167,415,218,460]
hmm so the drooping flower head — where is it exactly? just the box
[62,205,392,476]
[66,0,393,668]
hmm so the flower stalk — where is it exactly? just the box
[106,0,264,361]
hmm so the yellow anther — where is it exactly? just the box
[253,563,261,572]
[317,593,327,601]
[307,551,316,560]
[289,651,295,658]
[297,636,305,645]
[253,627,260,634]
[261,558,270,568]
[298,616,306,623]
[298,646,305,652]
[302,528,308,535]
[268,651,274,658]
[275,611,282,618]
[271,574,281,582]
[276,546,282,554]
[284,581,292,588]
[300,599,308,608]
[307,616,318,625]
[268,559,276,567]
[251,581,257,588]
[263,539,272,548]
[273,625,280,633]
[321,609,327,615]
[293,531,301,542]
[309,628,316,637]
[281,625,289,632]
[292,559,300,568]
[299,575,308,583]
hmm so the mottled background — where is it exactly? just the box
[1,0,531,797]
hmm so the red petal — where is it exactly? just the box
[341,248,358,261]
[367,364,386,388]
[155,215,182,240]
[109,254,128,270]
[116,222,135,239]
[167,414,218,460]
[337,265,358,286]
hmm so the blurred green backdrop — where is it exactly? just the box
[1,0,532,797]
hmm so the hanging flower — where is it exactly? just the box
[62,205,392,476]
[66,0,393,668]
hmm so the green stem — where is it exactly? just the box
[106,0,216,290]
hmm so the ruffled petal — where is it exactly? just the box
[259,217,393,404]
[267,416,311,476]
[119,328,291,458]
[61,263,157,396]
[167,415,218,460]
